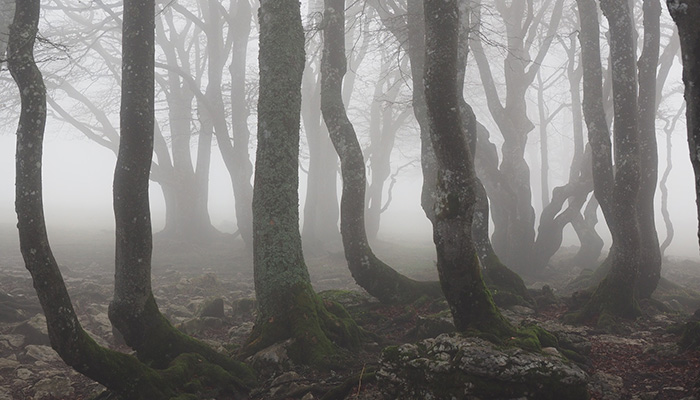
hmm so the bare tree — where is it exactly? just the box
[470,0,564,274]
[666,0,700,249]
[424,0,511,334]
[573,0,642,323]
[10,0,252,397]
[320,0,442,304]
[241,0,359,365]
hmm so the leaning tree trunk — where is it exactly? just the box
[9,2,251,398]
[574,0,642,323]
[242,0,359,366]
[424,0,511,335]
[108,1,254,381]
[667,0,700,250]
[635,0,662,299]
[320,0,442,304]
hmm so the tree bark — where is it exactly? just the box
[108,2,254,381]
[243,0,359,366]
[10,2,252,398]
[320,0,442,304]
[424,0,511,335]
[635,0,662,299]
[667,0,700,250]
[575,0,642,322]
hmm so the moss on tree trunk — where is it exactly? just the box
[242,0,360,367]
[423,0,512,337]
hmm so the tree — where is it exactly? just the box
[368,0,528,303]
[470,0,564,274]
[574,0,643,323]
[423,0,511,335]
[666,0,700,250]
[10,0,252,398]
[241,0,359,366]
[320,0,442,303]
[635,0,662,298]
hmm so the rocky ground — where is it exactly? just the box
[0,227,699,399]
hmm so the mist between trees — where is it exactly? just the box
[2,0,700,399]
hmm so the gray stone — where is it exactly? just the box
[247,339,292,370]
[33,376,73,399]
[199,297,225,318]
[0,357,19,370]
[378,333,588,400]
[0,334,25,349]
[12,313,50,345]
[588,371,624,400]
[229,322,254,338]
[16,368,32,380]
[25,345,61,363]
[0,387,11,400]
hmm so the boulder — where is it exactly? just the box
[12,314,50,345]
[199,297,225,319]
[377,333,588,400]
[33,376,74,399]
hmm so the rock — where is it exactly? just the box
[0,334,25,349]
[588,371,624,400]
[247,339,292,370]
[12,313,50,345]
[0,387,11,400]
[199,297,225,318]
[378,333,588,400]
[25,345,61,363]
[268,371,311,398]
[16,368,32,380]
[542,347,560,357]
[0,357,19,370]
[406,315,455,340]
[33,376,73,399]
[229,322,254,339]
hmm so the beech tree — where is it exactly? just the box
[470,0,564,274]
[574,0,643,322]
[241,0,359,365]
[11,0,252,398]
[320,0,442,303]
[667,0,700,249]
[369,0,528,303]
[423,0,511,334]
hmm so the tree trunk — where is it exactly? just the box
[574,0,642,323]
[108,2,254,381]
[200,0,254,249]
[10,2,251,398]
[243,0,358,366]
[300,71,341,249]
[424,0,511,335]
[228,0,255,249]
[667,0,700,250]
[635,0,662,299]
[320,0,442,304]
[470,0,564,274]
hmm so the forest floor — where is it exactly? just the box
[0,225,699,399]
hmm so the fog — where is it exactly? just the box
[1,0,698,267]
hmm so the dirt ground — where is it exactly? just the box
[1,224,700,399]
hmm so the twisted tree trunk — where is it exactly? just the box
[424,0,511,335]
[320,0,442,304]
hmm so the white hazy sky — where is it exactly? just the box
[0,115,699,260]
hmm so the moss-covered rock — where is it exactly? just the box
[377,333,589,400]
